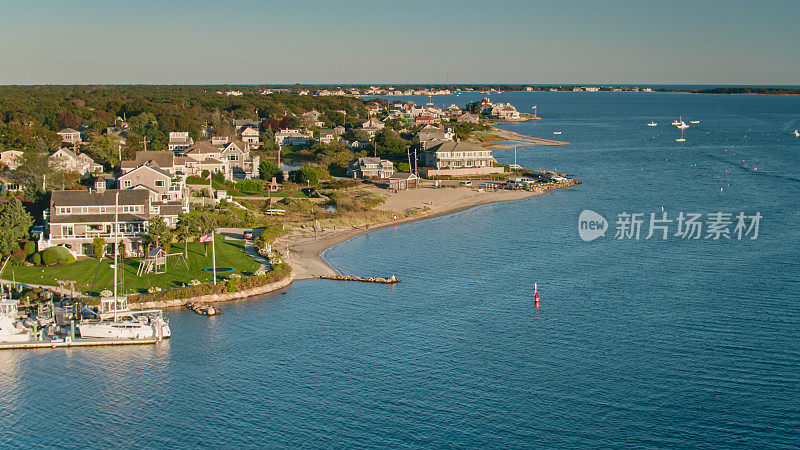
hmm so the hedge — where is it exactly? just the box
[127,263,291,304]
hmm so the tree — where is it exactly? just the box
[92,237,106,259]
[86,134,123,168]
[212,170,225,184]
[175,212,199,259]
[144,217,171,254]
[0,200,33,259]
[374,129,407,158]
[258,160,283,182]
[198,212,216,257]
[289,166,319,186]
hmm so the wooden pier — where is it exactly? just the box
[317,275,400,284]
[0,337,159,351]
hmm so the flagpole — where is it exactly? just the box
[212,230,216,285]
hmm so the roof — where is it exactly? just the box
[118,164,172,180]
[58,128,79,134]
[426,141,489,154]
[123,151,176,169]
[158,204,184,216]
[389,172,418,180]
[50,189,150,208]
[184,141,220,155]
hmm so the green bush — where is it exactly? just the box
[31,252,41,265]
[24,240,36,255]
[42,246,76,266]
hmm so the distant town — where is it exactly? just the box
[0,86,578,308]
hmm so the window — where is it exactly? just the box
[59,207,71,214]
[82,207,88,213]
[155,180,165,187]
[162,194,170,201]
[123,180,131,188]
[63,226,73,236]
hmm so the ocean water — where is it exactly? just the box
[1,92,799,448]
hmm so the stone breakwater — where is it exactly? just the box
[128,274,295,310]
[317,275,400,284]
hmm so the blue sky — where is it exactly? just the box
[0,0,797,85]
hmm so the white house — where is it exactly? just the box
[274,129,311,146]
[49,148,102,176]
[57,128,82,145]
[168,132,194,153]
[0,150,24,170]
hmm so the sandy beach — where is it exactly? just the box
[482,126,570,150]
[275,183,574,279]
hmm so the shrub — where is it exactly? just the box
[42,246,76,266]
[92,237,106,259]
[24,240,36,256]
[31,252,41,265]
[10,249,26,266]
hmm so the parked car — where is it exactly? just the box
[459,180,473,186]
[243,230,254,239]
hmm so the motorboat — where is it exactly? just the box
[647,121,658,126]
[0,298,32,343]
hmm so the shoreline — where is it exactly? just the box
[275,181,578,280]
[482,126,571,150]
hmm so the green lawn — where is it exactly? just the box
[2,235,260,296]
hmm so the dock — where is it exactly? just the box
[317,275,400,284]
[0,337,159,351]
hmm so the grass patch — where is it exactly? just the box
[2,235,259,296]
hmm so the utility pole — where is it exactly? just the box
[142,136,149,152]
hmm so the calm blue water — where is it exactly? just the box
[2,92,799,448]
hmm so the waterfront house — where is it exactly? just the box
[422,141,500,176]
[333,125,346,136]
[347,157,394,179]
[49,148,103,176]
[43,189,152,257]
[388,172,419,191]
[167,132,194,153]
[57,128,82,145]
[0,150,24,170]
[491,103,520,120]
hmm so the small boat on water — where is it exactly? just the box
[671,118,681,126]
[647,121,658,127]
[553,131,562,135]
[794,129,799,137]
[690,120,700,124]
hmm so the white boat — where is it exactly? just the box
[0,298,32,343]
[77,192,170,340]
[794,130,799,137]
[671,118,681,126]
[647,121,658,127]
[553,131,562,135]
[690,120,700,124]
[79,297,170,339]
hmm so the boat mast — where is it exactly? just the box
[113,191,119,322]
